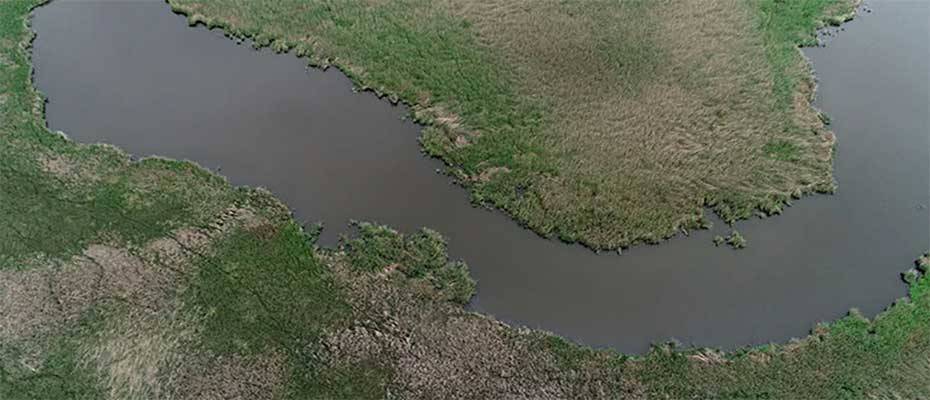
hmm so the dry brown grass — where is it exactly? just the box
[72,208,293,400]
[321,254,636,399]
[38,153,78,178]
[83,309,198,400]
[0,203,288,398]
[171,350,287,400]
[449,0,834,246]
[34,149,112,186]
[0,267,61,342]
[0,240,191,399]
[1,243,178,345]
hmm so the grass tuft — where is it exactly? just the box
[726,229,748,249]
[341,221,476,304]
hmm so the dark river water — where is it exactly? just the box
[31,0,929,353]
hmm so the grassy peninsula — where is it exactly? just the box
[1,1,929,399]
[167,0,856,249]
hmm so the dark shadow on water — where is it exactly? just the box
[30,0,929,353]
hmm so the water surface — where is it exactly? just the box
[31,0,929,353]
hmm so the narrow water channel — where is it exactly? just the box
[31,0,929,353]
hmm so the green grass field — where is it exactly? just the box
[169,0,855,249]
[3,0,929,398]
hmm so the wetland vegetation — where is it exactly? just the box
[170,0,855,249]
[2,0,929,399]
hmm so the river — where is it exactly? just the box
[31,0,929,353]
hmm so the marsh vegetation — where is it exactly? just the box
[3,0,930,398]
[169,0,855,249]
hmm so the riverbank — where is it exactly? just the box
[168,0,856,250]
[3,1,930,398]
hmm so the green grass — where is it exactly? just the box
[0,150,235,267]
[184,221,361,399]
[341,221,476,304]
[4,0,930,398]
[635,260,930,399]
[0,0,234,267]
[186,222,348,357]
[727,230,748,249]
[758,0,856,107]
[301,360,393,400]
[169,0,856,250]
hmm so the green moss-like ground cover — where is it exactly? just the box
[2,1,928,399]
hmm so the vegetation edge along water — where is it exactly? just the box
[2,0,928,398]
[166,0,858,251]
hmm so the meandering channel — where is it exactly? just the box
[31,0,928,353]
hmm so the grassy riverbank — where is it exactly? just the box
[4,0,929,399]
[168,0,856,249]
